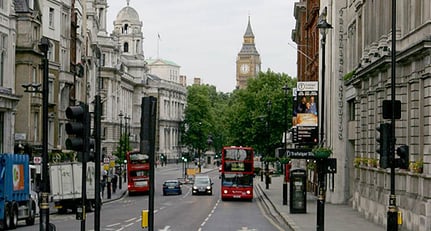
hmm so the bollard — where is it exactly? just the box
[141,210,148,228]
[398,210,403,225]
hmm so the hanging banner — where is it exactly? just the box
[292,82,319,144]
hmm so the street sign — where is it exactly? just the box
[33,156,42,164]
[292,126,318,144]
[280,148,315,159]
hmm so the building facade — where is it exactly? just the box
[0,0,20,154]
[146,59,186,162]
[236,17,261,89]
[295,0,431,230]
[11,0,186,167]
[341,1,431,230]
[292,0,320,82]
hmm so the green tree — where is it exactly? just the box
[181,84,214,155]
[181,70,296,159]
[225,70,296,156]
[113,134,131,163]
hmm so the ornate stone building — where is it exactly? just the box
[341,1,431,229]
[15,0,74,156]
[146,59,186,162]
[0,0,20,153]
[309,0,431,229]
[12,0,186,165]
[236,17,261,89]
[97,1,187,162]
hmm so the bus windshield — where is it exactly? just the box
[224,149,252,161]
[130,170,149,177]
[129,153,149,164]
[222,173,253,187]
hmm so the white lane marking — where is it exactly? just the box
[200,199,220,228]
[124,222,134,228]
[106,222,121,227]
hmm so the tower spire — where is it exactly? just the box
[127,0,130,6]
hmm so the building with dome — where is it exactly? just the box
[95,0,186,162]
[10,0,186,165]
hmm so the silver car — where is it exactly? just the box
[192,175,213,195]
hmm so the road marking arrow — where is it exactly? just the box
[237,227,257,231]
[158,225,171,231]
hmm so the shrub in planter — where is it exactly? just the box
[312,146,332,158]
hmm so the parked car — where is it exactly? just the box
[192,175,213,195]
[162,180,182,196]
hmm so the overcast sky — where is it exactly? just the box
[106,0,298,93]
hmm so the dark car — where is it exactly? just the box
[192,175,213,195]
[162,180,182,196]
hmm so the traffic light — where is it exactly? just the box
[181,153,189,162]
[396,145,409,169]
[376,123,391,168]
[65,103,90,154]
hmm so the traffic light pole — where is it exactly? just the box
[141,97,157,231]
[95,95,102,231]
[39,37,51,231]
[387,0,398,230]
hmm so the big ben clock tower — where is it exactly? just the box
[236,17,261,89]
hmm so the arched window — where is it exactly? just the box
[123,24,129,34]
[124,42,129,52]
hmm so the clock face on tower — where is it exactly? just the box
[240,64,250,74]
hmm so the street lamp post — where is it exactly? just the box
[118,111,124,190]
[282,85,290,205]
[125,114,130,156]
[316,7,332,231]
[265,100,272,190]
[207,135,213,167]
[38,37,52,231]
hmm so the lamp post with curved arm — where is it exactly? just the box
[316,7,332,231]
[118,111,124,190]
[282,85,290,205]
[38,37,53,231]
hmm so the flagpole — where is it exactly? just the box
[157,33,160,59]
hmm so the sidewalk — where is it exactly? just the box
[102,180,128,203]
[256,175,386,231]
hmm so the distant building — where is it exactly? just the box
[193,77,201,85]
[146,58,181,83]
[236,17,261,89]
[179,75,187,87]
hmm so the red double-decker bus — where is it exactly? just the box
[220,146,254,201]
[126,151,150,195]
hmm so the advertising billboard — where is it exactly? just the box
[292,81,319,144]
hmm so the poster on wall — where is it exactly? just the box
[292,81,319,144]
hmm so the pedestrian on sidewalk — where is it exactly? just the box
[112,174,118,193]
[101,175,106,198]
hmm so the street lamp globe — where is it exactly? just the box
[317,18,332,36]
